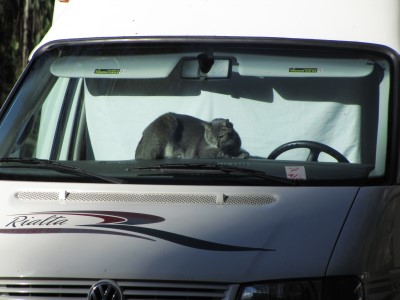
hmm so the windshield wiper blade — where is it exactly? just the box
[133,162,297,185]
[0,158,124,184]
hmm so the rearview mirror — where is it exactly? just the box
[181,56,232,79]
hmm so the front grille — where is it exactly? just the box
[120,281,229,300]
[0,279,231,300]
[0,279,91,299]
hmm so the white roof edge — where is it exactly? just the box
[33,0,400,56]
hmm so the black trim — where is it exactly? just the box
[50,78,79,160]
[67,81,86,160]
[31,36,400,59]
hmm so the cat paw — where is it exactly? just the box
[216,151,228,158]
[237,150,250,159]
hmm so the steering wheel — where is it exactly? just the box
[267,140,349,163]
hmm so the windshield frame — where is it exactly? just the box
[1,36,399,186]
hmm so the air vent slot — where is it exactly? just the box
[17,191,276,205]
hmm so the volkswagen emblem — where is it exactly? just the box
[88,280,123,300]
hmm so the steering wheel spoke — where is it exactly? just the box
[307,148,321,161]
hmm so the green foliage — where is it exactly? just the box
[0,0,54,104]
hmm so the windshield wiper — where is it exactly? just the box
[132,162,297,185]
[0,158,124,184]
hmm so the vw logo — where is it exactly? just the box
[88,280,123,300]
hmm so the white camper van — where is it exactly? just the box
[0,0,399,299]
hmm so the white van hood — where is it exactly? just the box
[0,181,358,282]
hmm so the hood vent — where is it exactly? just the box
[17,191,276,205]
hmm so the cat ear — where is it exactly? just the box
[225,119,233,128]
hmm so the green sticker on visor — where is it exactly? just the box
[289,68,318,73]
[94,69,121,75]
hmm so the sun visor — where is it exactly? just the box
[50,55,183,78]
[234,54,377,78]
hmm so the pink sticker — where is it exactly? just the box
[285,166,307,180]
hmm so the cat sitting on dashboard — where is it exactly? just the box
[135,112,249,159]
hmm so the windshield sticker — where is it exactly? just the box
[94,69,122,75]
[289,67,318,73]
[285,166,307,180]
[0,211,273,252]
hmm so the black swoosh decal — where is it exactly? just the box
[0,227,155,241]
[89,224,273,252]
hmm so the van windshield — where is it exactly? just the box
[0,41,392,184]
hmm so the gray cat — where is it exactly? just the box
[135,112,249,159]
